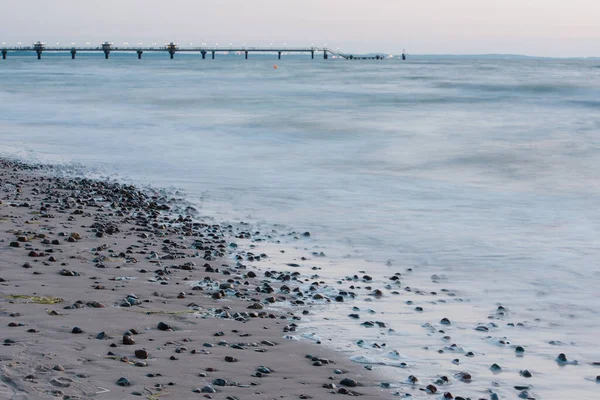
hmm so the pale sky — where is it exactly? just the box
[1,0,599,56]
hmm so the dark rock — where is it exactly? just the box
[116,377,131,387]
[71,327,83,334]
[425,384,437,394]
[490,363,502,373]
[157,322,173,331]
[135,349,149,359]
[520,370,532,378]
[340,378,358,387]
[123,335,135,345]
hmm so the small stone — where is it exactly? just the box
[440,318,451,325]
[490,363,502,373]
[200,385,216,393]
[256,366,271,374]
[116,377,131,387]
[520,370,532,378]
[157,322,173,331]
[425,384,437,394]
[123,335,135,345]
[340,378,358,387]
[71,327,83,334]
[135,349,149,359]
[515,346,525,353]
[212,378,227,386]
[53,365,65,371]
[224,356,238,362]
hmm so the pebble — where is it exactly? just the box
[71,327,83,334]
[520,370,533,378]
[116,377,131,387]
[157,322,173,331]
[490,363,502,373]
[515,346,525,354]
[340,378,358,387]
[135,349,149,359]
[123,335,135,345]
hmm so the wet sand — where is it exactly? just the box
[0,159,385,400]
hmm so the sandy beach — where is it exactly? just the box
[0,158,386,400]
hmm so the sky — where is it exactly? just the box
[1,0,599,57]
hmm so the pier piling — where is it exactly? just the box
[2,49,7,59]
[212,51,215,59]
[34,41,45,60]
[71,49,76,59]
[137,50,143,59]
[102,42,112,59]
[167,42,177,59]
[201,50,207,59]
[245,51,248,59]
[278,51,281,60]
[311,50,314,59]
[323,51,328,60]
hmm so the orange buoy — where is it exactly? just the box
[273,65,278,69]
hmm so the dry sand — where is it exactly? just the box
[0,159,387,400]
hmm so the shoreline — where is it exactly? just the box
[0,158,387,399]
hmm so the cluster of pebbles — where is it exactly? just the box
[0,159,385,399]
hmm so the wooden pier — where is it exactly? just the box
[1,42,388,60]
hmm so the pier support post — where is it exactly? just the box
[201,50,206,59]
[102,42,112,59]
[402,53,406,60]
[278,51,281,60]
[71,50,76,59]
[2,50,7,59]
[212,51,215,59]
[169,50,175,59]
[33,42,45,60]
[311,51,314,59]
[245,51,248,59]
[137,50,143,59]
[323,51,328,60]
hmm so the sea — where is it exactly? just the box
[1,52,600,399]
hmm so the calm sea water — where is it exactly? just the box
[2,53,600,398]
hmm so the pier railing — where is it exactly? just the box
[1,43,387,60]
